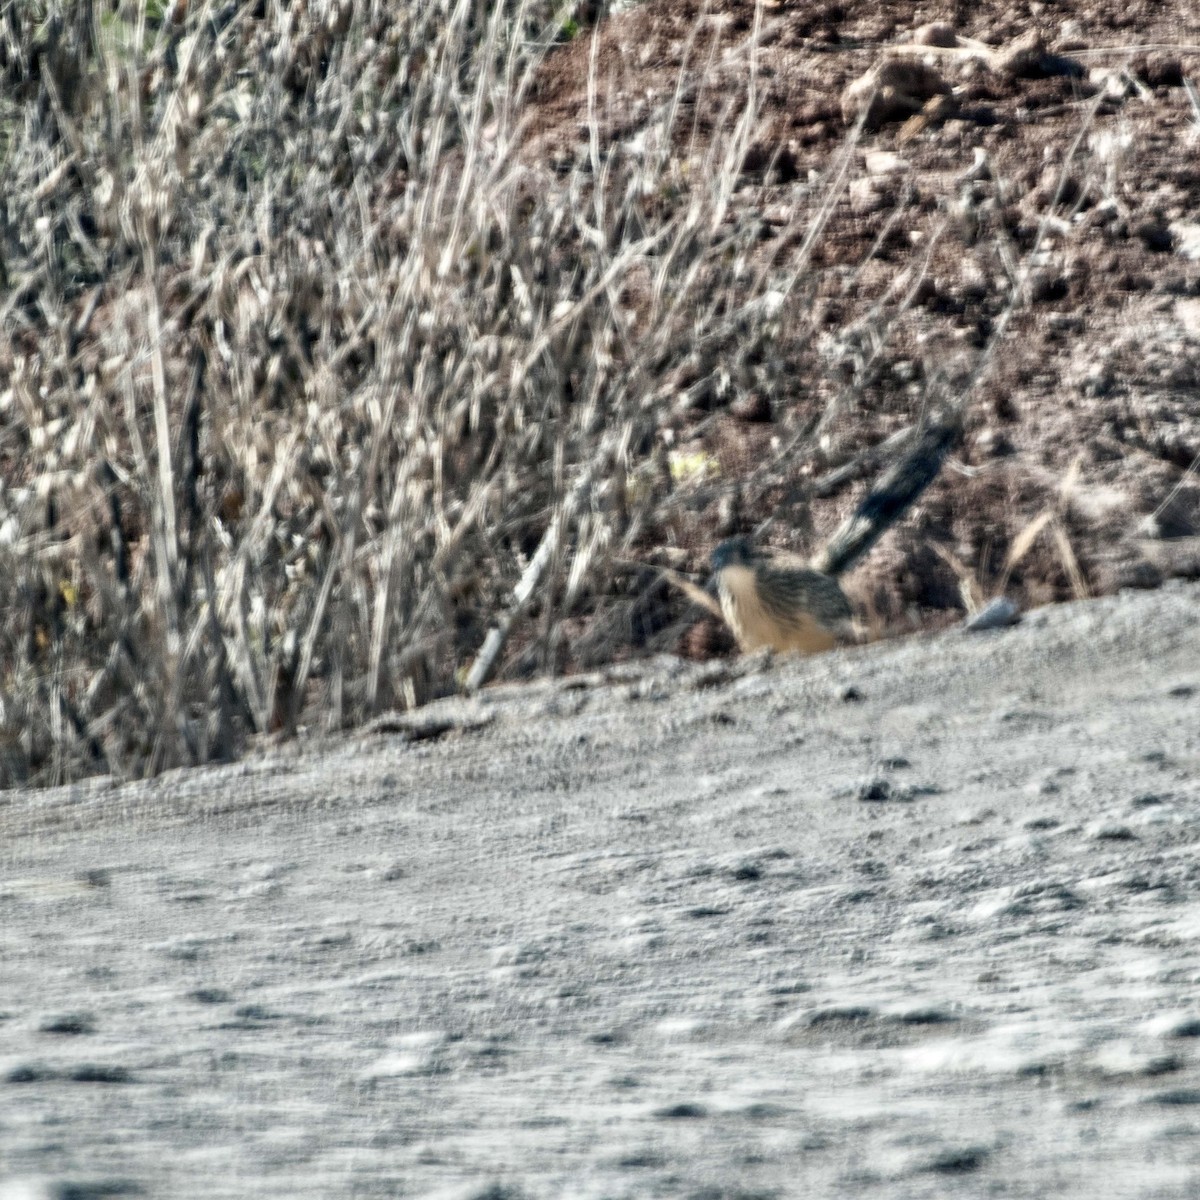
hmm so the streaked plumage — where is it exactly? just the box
[707,415,958,655]
[710,539,856,654]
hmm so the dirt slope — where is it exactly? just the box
[3,580,1199,1197]
[6,0,1200,786]
[526,0,1200,650]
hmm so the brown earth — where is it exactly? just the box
[521,0,1200,656]
[6,0,1199,784]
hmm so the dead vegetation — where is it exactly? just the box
[0,0,870,784]
[2,0,1199,787]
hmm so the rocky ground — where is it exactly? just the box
[526,0,1200,654]
[3,579,1200,1198]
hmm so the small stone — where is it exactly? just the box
[848,175,891,214]
[1024,815,1060,831]
[1089,1041,1179,1078]
[359,1048,444,1081]
[1027,269,1068,303]
[803,1005,876,1026]
[1163,1017,1200,1038]
[1130,793,1166,808]
[232,1003,282,1022]
[1047,312,1084,334]
[768,980,812,997]
[958,147,992,182]
[994,30,1047,77]
[730,392,772,423]
[1135,53,1184,88]
[891,1006,958,1025]
[1056,19,1086,49]
[922,1144,990,1173]
[965,597,1021,631]
[1093,556,1163,593]
[741,1101,791,1120]
[1091,823,1137,842]
[1026,776,1059,798]
[857,778,893,802]
[186,988,231,1005]
[731,861,764,881]
[1136,513,1165,539]
[587,1030,625,1046]
[67,1064,133,1084]
[1150,1088,1200,1106]
[50,1182,144,1199]
[864,149,910,175]
[153,938,204,961]
[654,1101,708,1119]
[38,1012,95,1035]
[6,1061,57,1083]
[972,427,1014,458]
[461,1184,527,1200]
[1135,216,1174,253]
[1171,222,1200,261]
[912,22,958,48]
[841,59,951,131]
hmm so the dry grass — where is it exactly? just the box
[0,0,1083,787]
[1000,455,1090,601]
[0,0,835,784]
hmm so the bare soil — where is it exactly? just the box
[2,580,1199,1197]
[525,0,1200,653]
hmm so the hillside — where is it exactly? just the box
[2,0,1198,783]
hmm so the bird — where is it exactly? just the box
[709,415,960,655]
[708,536,857,653]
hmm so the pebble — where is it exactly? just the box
[889,1006,959,1026]
[920,1144,991,1173]
[1024,815,1061,831]
[653,1102,708,1120]
[1089,822,1137,842]
[66,1064,133,1084]
[0,1181,144,1200]
[1149,1088,1200,1106]
[359,1043,446,1081]
[857,778,895,802]
[37,1013,95,1036]
[801,1005,877,1027]
[5,1062,56,1083]
[965,596,1021,631]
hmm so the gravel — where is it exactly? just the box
[3,581,1200,1198]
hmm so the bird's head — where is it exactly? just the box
[709,536,756,573]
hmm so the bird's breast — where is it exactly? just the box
[715,564,839,654]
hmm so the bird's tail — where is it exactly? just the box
[809,414,960,578]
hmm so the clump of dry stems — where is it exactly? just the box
[0,0,1061,787]
[0,0,837,784]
